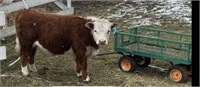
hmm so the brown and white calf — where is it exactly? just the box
[14,10,116,82]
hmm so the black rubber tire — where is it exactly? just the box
[135,55,151,67]
[118,55,137,72]
[167,65,188,83]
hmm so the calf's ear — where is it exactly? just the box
[111,23,117,29]
[85,22,94,30]
[111,23,117,33]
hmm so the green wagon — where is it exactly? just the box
[114,26,192,83]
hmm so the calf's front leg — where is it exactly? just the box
[73,46,90,82]
[80,56,90,82]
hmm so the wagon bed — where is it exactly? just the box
[114,26,191,65]
[124,43,188,58]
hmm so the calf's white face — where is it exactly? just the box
[85,17,116,45]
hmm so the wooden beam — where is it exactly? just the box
[0,26,15,38]
[0,0,57,13]
[56,8,74,15]
[54,1,68,10]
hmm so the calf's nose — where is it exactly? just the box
[99,40,106,45]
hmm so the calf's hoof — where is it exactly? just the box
[29,64,38,72]
[21,66,29,76]
[76,71,82,78]
[83,76,90,82]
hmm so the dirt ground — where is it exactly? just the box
[0,0,191,86]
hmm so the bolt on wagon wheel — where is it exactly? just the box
[135,55,151,67]
[167,65,188,83]
[118,56,137,72]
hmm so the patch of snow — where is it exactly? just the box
[99,1,126,18]
[151,0,191,24]
[132,16,142,19]
[131,18,161,26]
[0,74,9,77]
[104,0,191,27]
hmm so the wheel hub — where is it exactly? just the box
[170,69,182,82]
[121,59,131,71]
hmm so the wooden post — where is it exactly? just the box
[67,0,71,8]
[0,11,5,26]
[0,28,1,46]
[0,11,5,46]
[0,11,6,60]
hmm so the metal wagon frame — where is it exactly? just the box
[113,26,192,83]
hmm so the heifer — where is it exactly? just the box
[14,10,116,82]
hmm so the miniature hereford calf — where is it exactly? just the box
[14,10,116,82]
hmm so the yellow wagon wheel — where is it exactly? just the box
[167,65,188,83]
[118,56,137,72]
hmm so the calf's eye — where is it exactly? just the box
[107,31,110,34]
[94,30,97,32]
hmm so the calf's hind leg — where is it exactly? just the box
[75,58,82,78]
[28,47,37,72]
[20,46,37,76]
[20,51,30,76]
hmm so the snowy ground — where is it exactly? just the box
[103,0,191,27]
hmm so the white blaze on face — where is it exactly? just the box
[85,17,116,45]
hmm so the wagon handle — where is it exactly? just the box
[97,52,118,56]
